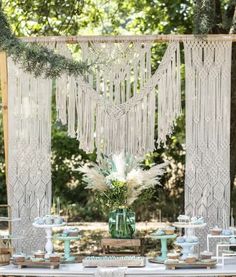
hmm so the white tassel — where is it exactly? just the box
[55,40,181,158]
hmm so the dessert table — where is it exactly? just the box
[1,259,236,276]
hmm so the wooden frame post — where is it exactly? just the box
[0,52,8,186]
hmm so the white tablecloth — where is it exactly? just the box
[0,260,236,276]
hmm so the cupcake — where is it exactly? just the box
[12,254,26,262]
[153,229,165,236]
[54,216,63,225]
[176,236,185,243]
[34,217,45,225]
[167,252,180,260]
[177,215,190,223]
[222,229,233,236]
[200,251,213,260]
[185,254,197,264]
[211,226,222,236]
[67,228,79,237]
[191,216,204,225]
[34,250,45,259]
[164,226,175,235]
[229,237,236,244]
[49,253,60,263]
[44,215,53,225]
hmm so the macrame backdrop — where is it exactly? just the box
[184,39,232,244]
[7,58,52,254]
[7,36,233,253]
[54,40,181,158]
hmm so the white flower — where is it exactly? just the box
[106,172,126,183]
[126,169,142,187]
[112,153,126,180]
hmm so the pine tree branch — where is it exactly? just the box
[0,7,89,78]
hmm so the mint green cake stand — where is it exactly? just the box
[54,235,81,262]
[150,234,177,263]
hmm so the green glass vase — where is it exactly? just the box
[108,208,135,239]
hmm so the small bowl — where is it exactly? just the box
[13,254,25,263]
[200,251,213,260]
[49,255,60,263]
[211,229,222,236]
[34,251,45,259]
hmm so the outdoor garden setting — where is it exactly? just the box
[0,0,236,276]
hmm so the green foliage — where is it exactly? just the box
[2,0,85,36]
[0,6,88,78]
[95,180,129,213]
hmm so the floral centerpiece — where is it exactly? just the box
[78,153,167,238]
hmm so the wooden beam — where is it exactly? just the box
[20,34,236,43]
[0,52,8,186]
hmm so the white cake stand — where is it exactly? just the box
[173,222,206,259]
[33,223,66,258]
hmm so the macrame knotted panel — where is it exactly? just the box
[7,58,52,254]
[184,39,232,244]
[55,40,181,158]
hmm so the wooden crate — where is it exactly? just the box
[12,260,60,269]
[101,238,143,255]
[165,260,217,270]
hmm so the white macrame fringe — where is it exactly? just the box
[184,39,232,248]
[8,58,52,254]
[54,40,181,158]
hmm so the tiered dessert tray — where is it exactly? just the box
[173,222,206,259]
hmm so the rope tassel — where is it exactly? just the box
[55,40,181,158]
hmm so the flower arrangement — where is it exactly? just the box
[78,153,167,210]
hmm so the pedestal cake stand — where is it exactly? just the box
[33,223,65,258]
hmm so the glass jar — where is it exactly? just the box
[108,208,135,239]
